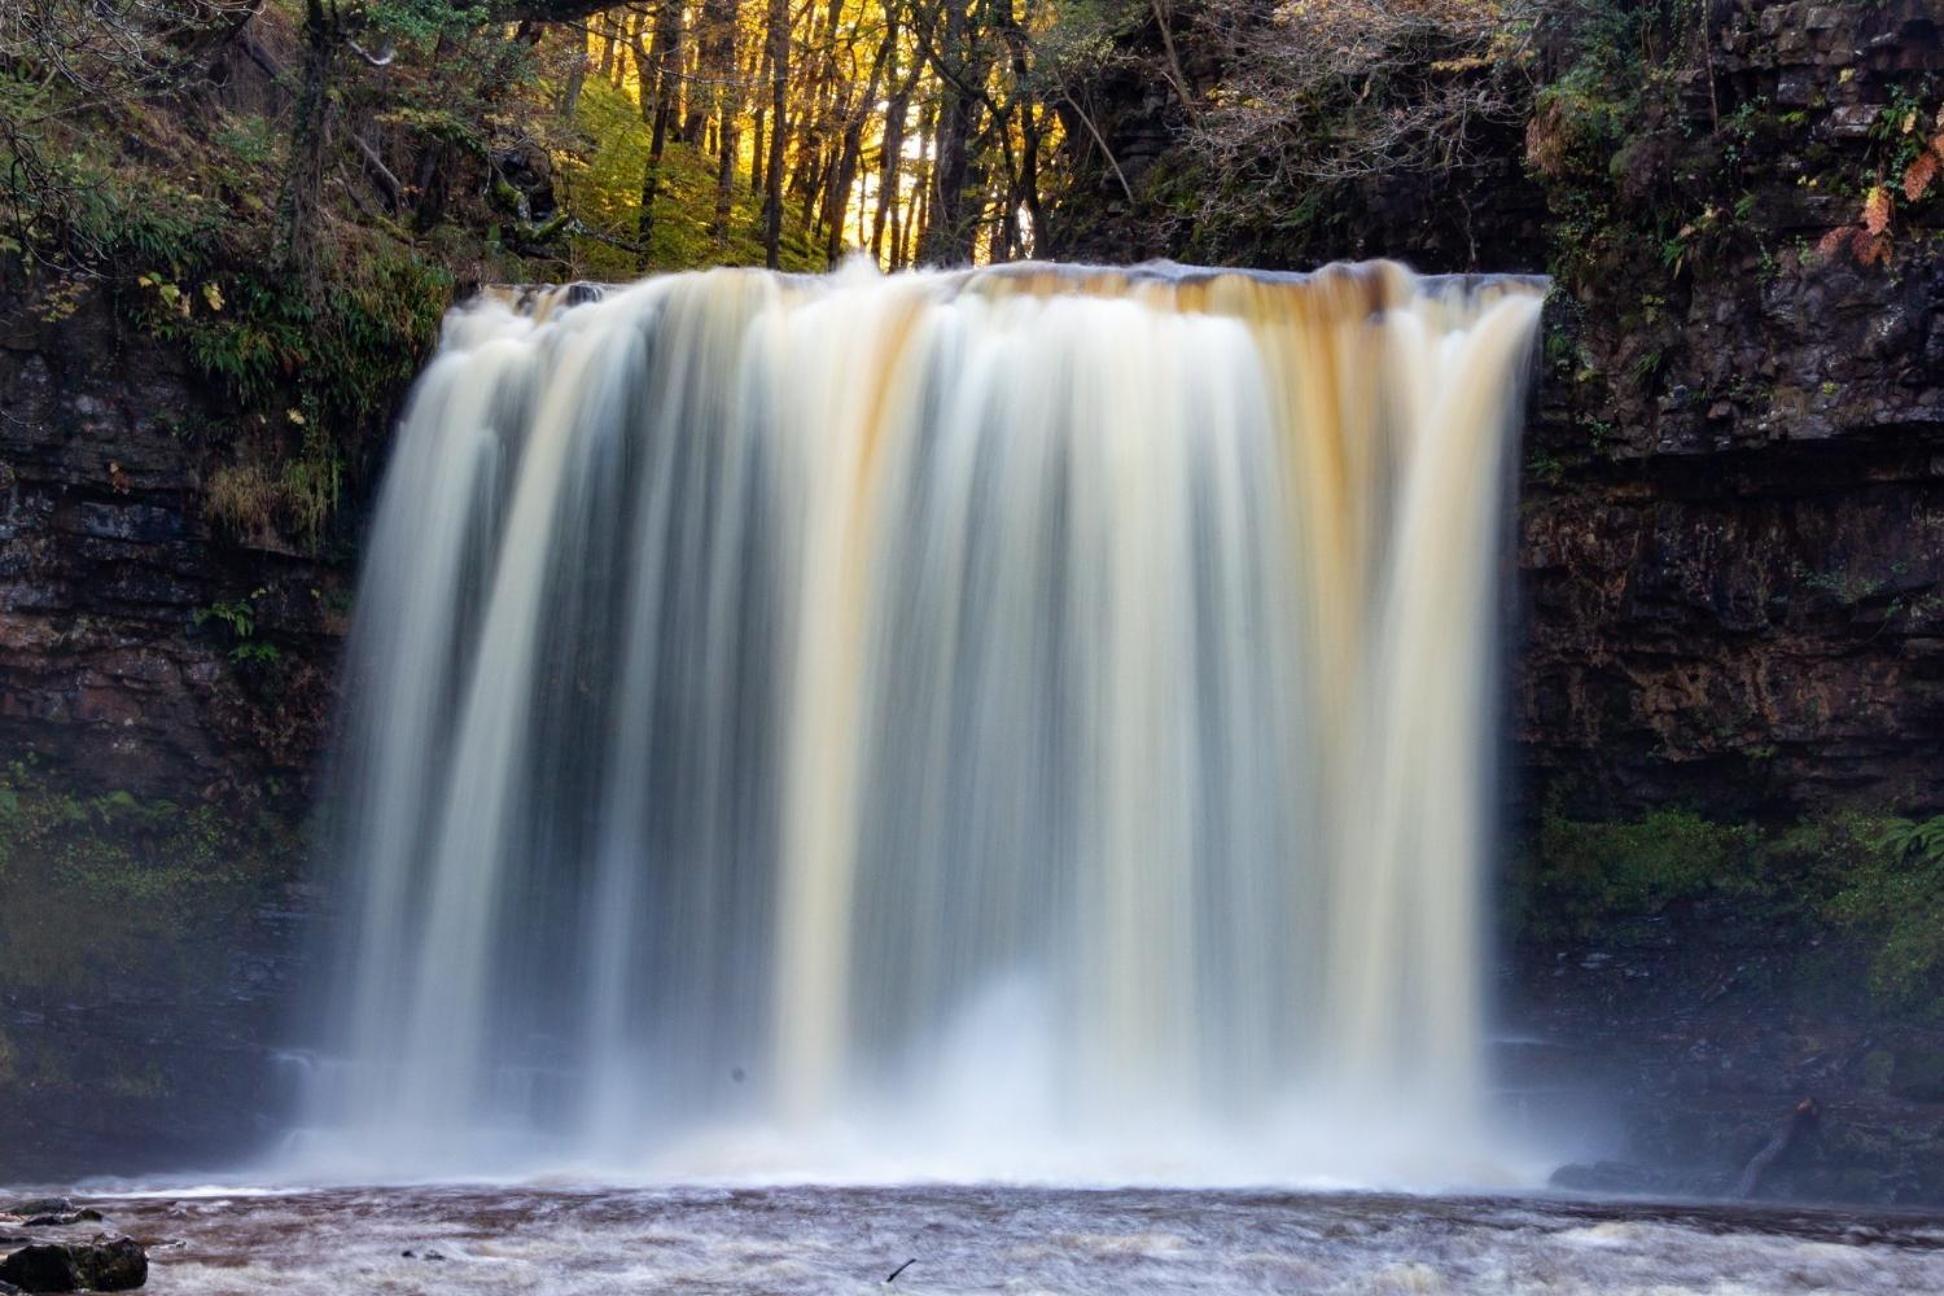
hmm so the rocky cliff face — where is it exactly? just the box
[0,276,349,1182]
[0,279,351,807]
[1497,0,1944,1203]
[1519,0,1944,821]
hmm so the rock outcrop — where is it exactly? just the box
[1519,0,1944,820]
[0,1233,146,1293]
[0,276,351,806]
[0,278,339,1182]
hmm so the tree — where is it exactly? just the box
[761,0,789,266]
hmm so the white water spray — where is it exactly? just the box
[296,260,1543,1185]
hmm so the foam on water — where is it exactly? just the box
[78,1184,1944,1295]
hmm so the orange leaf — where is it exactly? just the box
[1906,150,1938,202]
[1931,131,1944,161]
[1854,229,1891,267]
[1817,225,1852,259]
[1863,185,1892,235]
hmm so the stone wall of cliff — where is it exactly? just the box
[0,275,352,1181]
[0,278,351,808]
[1519,1,1944,821]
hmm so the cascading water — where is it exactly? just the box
[294,260,1544,1185]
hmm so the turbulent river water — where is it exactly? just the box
[77,1184,1944,1294]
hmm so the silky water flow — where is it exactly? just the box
[289,260,1546,1187]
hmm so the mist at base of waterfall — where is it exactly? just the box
[85,1183,1944,1295]
[272,972,1565,1191]
[272,1106,1555,1194]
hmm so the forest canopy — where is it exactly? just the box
[2,0,1558,290]
[0,0,1604,548]
[0,0,1150,284]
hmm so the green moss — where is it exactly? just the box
[1512,804,1944,1014]
[1514,807,1760,940]
[0,759,299,998]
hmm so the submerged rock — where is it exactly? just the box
[0,1205,69,1225]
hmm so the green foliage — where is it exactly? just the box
[558,78,823,278]
[1518,807,1760,938]
[0,1,529,553]
[1515,804,1944,1012]
[368,0,479,43]
[194,596,258,640]
[1828,817,1944,1006]
[0,759,297,997]
[194,590,283,663]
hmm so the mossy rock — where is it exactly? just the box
[1891,1046,1944,1102]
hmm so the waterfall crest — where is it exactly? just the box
[298,260,1544,1185]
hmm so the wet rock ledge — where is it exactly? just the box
[0,1198,146,1292]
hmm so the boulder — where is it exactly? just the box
[0,1236,146,1292]
[71,1237,146,1292]
[0,1245,79,1293]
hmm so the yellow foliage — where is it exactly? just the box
[1862,185,1891,235]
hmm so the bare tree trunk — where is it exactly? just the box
[904,97,934,270]
[919,0,975,265]
[870,48,914,265]
[818,24,892,264]
[751,106,766,193]
[761,0,789,267]
[558,22,589,117]
[597,10,617,79]
[708,0,744,242]
[1000,0,1043,254]
[638,0,685,258]
[275,0,337,292]
[686,0,735,145]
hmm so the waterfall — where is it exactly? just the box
[296,260,1544,1185]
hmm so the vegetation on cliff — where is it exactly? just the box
[0,758,298,1097]
[1516,804,1944,1012]
[0,0,1143,551]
